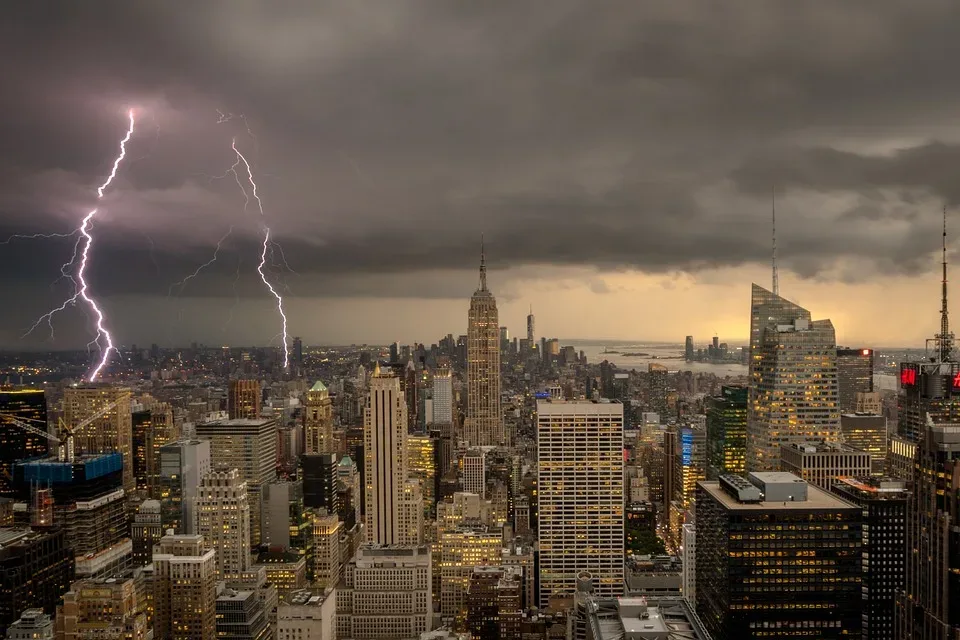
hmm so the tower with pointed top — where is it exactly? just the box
[936,206,954,362]
[465,239,503,447]
[527,304,535,345]
[772,189,779,296]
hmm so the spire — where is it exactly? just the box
[479,234,488,292]
[772,188,779,296]
[529,304,533,316]
[372,361,381,377]
[938,206,954,361]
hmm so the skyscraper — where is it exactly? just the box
[152,534,217,640]
[462,449,486,497]
[0,527,74,635]
[195,469,251,578]
[465,241,503,447]
[131,499,163,566]
[746,285,840,471]
[836,348,874,413]
[157,439,211,534]
[131,401,176,497]
[537,399,624,606]
[526,305,535,345]
[0,390,48,497]
[431,367,453,426]
[304,380,333,454]
[195,418,277,545]
[228,379,262,420]
[300,453,339,514]
[898,418,960,638]
[695,473,862,639]
[64,386,134,492]
[705,385,747,479]
[364,365,408,545]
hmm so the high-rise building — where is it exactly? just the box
[228,380,262,420]
[338,455,362,528]
[831,477,908,640]
[157,439,211,534]
[292,336,304,369]
[746,285,840,471]
[840,413,887,474]
[335,546,433,640]
[407,435,437,511]
[278,589,335,640]
[364,366,408,545]
[131,402,176,497]
[195,469,251,578]
[215,588,271,640]
[526,306,535,345]
[537,399,624,606]
[462,449,486,498]
[55,571,151,640]
[262,479,303,551]
[6,610,53,640]
[705,385,747,479]
[439,526,502,621]
[195,418,277,545]
[431,367,453,426]
[131,499,163,566]
[695,473,862,639]
[311,513,343,589]
[14,453,129,578]
[304,381,333,454]
[898,418,960,638]
[64,386,134,493]
[667,423,706,549]
[0,390,48,497]
[779,442,873,491]
[836,348,874,413]
[646,364,669,416]
[897,360,960,443]
[466,566,523,640]
[152,534,217,640]
[465,243,503,447]
[300,453,339,516]
[685,335,694,361]
[0,527,74,635]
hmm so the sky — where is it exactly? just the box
[3,1,960,350]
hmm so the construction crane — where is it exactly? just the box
[0,413,62,443]
[56,393,132,462]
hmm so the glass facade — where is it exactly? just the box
[0,390,48,497]
[706,385,747,479]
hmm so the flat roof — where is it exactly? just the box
[196,418,276,427]
[700,480,857,511]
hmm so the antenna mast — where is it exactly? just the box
[479,234,487,292]
[772,188,779,296]
[938,206,954,361]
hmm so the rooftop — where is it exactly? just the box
[197,417,276,428]
[700,478,857,511]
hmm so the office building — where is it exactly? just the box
[215,589,271,640]
[705,385,747,478]
[898,417,960,638]
[195,469,251,578]
[646,364,669,416]
[55,571,150,640]
[262,479,304,551]
[195,418,277,545]
[695,473,862,639]
[6,610,53,640]
[152,534,217,640]
[131,499,163,566]
[465,565,522,640]
[537,399,624,606]
[887,435,916,482]
[462,449,486,498]
[779,442,873,491]
[837,348,874,413]
[526,306,535,345]
[14,453,129,578]
[335,545,433,640]
[0,527,74,635]
[131,401,176,497]
[157,439,211,534]
[364,366,408,545]
[311,513,343,589]
[747,285,840,471]
[431,367,453,426]
[278,589,335,640]
[682,523,696,607]
[832,477,908,640]
[228,379,262,420]
[255,550,307,600]
[300,453,339,517]
[439,526,502,621]
[338,455,362,528]
[304,381,334,454]
[407,435,437,511]
[465,244,503,447]
[897,360,960,443]
[624,501,657,558]
[840,412,887,474]
[0,390,48,497]
[64,386,134,493]
[571,587,712,640]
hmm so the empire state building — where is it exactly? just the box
[465,241,503,446]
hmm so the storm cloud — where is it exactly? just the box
[2,1,960,346]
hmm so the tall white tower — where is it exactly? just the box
[465,239,503,446]
[364,364,409,545]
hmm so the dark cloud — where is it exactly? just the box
[3,1,960,346]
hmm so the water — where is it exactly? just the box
[569,341,748,376]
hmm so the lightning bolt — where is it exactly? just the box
[0,230,80,246]
[221,136,290,369]
[25,109,136,381]
[168,226,234,295]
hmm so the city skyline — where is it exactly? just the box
[4,4,960,352]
